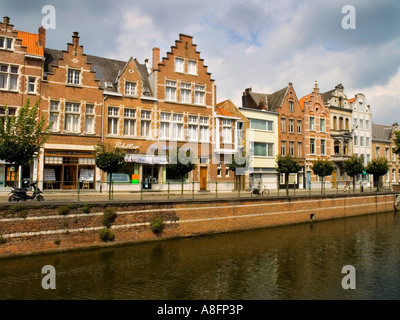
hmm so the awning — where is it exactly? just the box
[125,155,168,165]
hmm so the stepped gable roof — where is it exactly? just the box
[267,86,288,112]
[372,123,392,142]
[17,30,44,56]
[321,88,335,105]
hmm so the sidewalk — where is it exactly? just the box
[0,186,388,204]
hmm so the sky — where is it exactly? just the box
[2,0,400,125]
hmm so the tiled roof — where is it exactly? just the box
[348,97,356,104]
[267,86,288,112]
[299,94,311,111]
[215,100,236,117]
[17,31,44,56]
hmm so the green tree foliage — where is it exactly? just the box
[311,158,334,194]
[394,131,400,155]
[366,157,389,191]
[94,143,125,199]
[0,99,51,183]
[167,147,196,180]
[343,155,365,192]
[227,150,249,172]
[275,155,301,196]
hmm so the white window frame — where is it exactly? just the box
[159,112,171,140]
[175,57,184,73]
[140,110,152,138]
[172,114,184,141]
[49,100,60,132]
[65,102,81,133]
[108,106,119,135]
[166,80,177,102]
[194,85,205,105]
[188,60,197,75]
[85,104,95,134]
[222,119,232,143]
[180,82,192,103]
[123,108,136,136]
[67,69,81,85]
[0,37,13,50]
[125,81,137,96]
[0,64,18,91]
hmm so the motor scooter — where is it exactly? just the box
[8,181,44,202]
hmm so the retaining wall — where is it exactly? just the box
[0,193,397,258]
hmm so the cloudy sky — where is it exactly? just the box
[2,0,400,125]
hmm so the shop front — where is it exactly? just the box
[43,150,96,190]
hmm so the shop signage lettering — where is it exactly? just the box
[115,142,140,151]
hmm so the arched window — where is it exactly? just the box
[333,116,337,131]
[339,117,344,130]
[345,118,349,131]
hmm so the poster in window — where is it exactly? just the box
[44,168,56,182]
[80,169,94,182]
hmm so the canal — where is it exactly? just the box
[0,211,399,300]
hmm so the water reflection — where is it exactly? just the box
[0,212,399,300]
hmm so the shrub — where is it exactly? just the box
[102,208,117,229]
[0,235,6,244]
[54,239,61,246]
[18,209,28,219]
[150,216,165,234]
[82,204,91,214]
[99,228,115,242]
[58,206,70,216]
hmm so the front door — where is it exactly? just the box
[200,167,207,191]
[63,165,77,189]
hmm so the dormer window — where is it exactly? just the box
[0,37,13,50]
[67,69,80,85]
[125,81,137,96]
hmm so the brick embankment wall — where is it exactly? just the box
[0,193,397,258]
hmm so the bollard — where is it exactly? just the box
[140,180,143,200]
[192,181,195,199]
[77,181,80,202]
[215,181,218,199]
[168,181,170,200]
[181,179,184,197]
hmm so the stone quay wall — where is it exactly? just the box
[0,193,397,258]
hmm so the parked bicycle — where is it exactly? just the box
[249,185,270,197]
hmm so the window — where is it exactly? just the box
[195,85,205,105]
[85,104,95,134]
[392,148,396,162]
[67,69,80,85]
[297,120,302,134]
[0,37,13,50]
[289,141,294,156]
[310,117,315,131]
[333,116,337,130]
[358,102,363,112]
[289,101,294,112]
[217,162,222,177]
[180,83,192,103]
[321,139,326,155]
[49,101,60,132]
[385,148,389,160]
[222,119,232,143]
[353,118,358,128]
[200,117,209,142]
[123,108,136,136]
[281,118,286,132]
[188,115,198,141]
[65,102,81,133]
[225,166,230,177]
[172,114,184,140]
[354,136,358,146]
[320,118,325,132]
[392,169,396,182]
[125,82,136,96]
[0,64,18,91]
[28,77,36,93]
[237,122,244,146]
[289,119,294,133]
[297,142,302,157]
[253,142,273,157]
[360,137,364,146]
[366,120,370,129]
[359,119,364,129]
[108,106,119,135]
[281,141,286,156]
[141,110,151,137]
[188,60,197,75]
[165,80,177,101]
[250,119,273,131]
[175,57,184,73]
[376,147,380,157]
[310,138,315,154]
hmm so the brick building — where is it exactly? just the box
[300,81,332,189]
[0,16,45,186]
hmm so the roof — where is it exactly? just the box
[17,31,44,56]
[44,48,152,94]
[348,97,356,104]
[215,100,237,118]
[299,94,311,111]
[321,89,335,105]
[372,123,392,142]
[267,86,288,112]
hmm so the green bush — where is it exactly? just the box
[82,204,91,214]
[150,216,165,234]
[99,228,115,242]
[0,235,6,244]
[58,206,70,216]
[18,209,28,219]
[54,239,61,246]
[102,208,117,229]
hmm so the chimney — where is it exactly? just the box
[3,16,10,24]
[72,31,80,51]
[313,80,319,94]
[259,99,267,111]
[38,26,46,48]
[152,47,160,71]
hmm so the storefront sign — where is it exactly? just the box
[125,155,168,165]
[115,142,140,151]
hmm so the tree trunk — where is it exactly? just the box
[109,172,113,200]
[353,175,356,193]
[321,176,324,195]
[285,173,289,196]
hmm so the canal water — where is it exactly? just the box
[0,211,399,300]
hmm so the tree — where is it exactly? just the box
[167,147,197,180]
[94,143,126,199]
[311,158,334,194]
[343,155,365,192]
[366,157,389,191]
[0,99,51,185]
[394,130,400,155]
[275,155,301,196]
